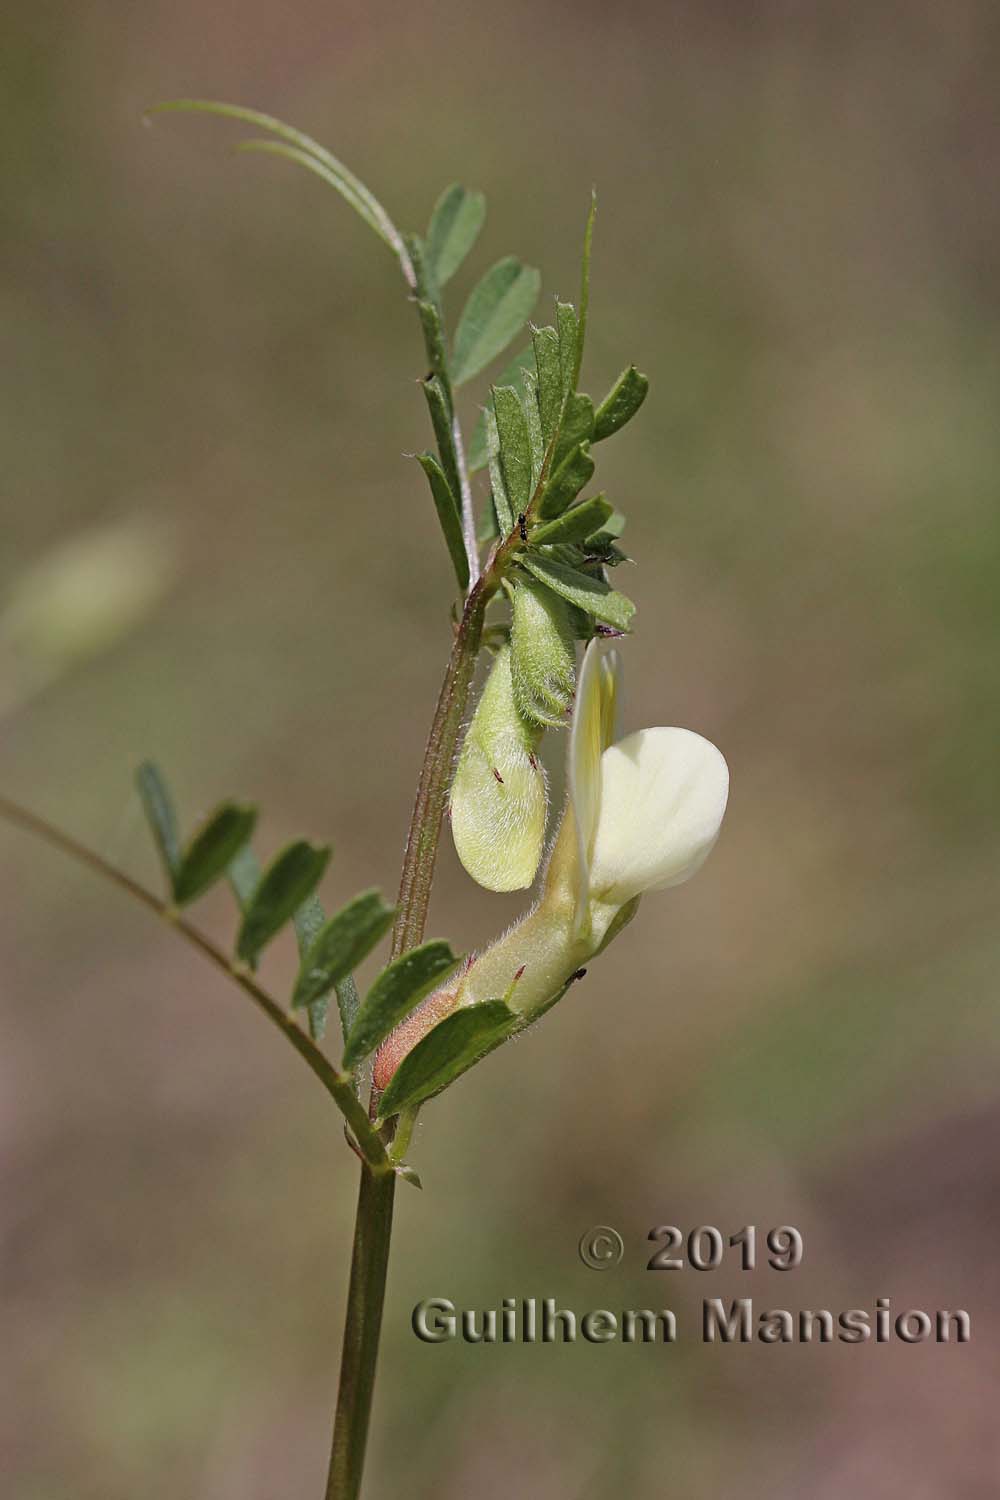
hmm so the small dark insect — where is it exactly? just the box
[572,967,588,982]
[492,768,505,785]
[517,513,528,542]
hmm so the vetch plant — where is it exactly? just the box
[0,101,729,1500]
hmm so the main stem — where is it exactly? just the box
[324,581,489,1500]
[390,580,488,961]
[325,1165,396,1500]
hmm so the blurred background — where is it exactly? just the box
[3,1,1000,1495]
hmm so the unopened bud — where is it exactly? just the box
[450,644,547,891]
[508,578,576,729]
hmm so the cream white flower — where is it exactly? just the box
[569,640,729,919]
[374,640,729,1089]
[454,638,729,1015]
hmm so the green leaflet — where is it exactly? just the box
[343,940,461,1070]
[552,392,595,471]
[452,258,541,386]
[293,894,361,1045]
[376,1000,518,1121]
[228,848,337,1040]
[556,301,579,398]
[522,553,636,632]
[574,191,596,390]
[236,840,331,962]
[173,802,258,906]
[593,366,649,441]
[467,346,534,473]
[414,453,469,590]
[531,494,613,546]
[292,889,396,1012]
[420,376,460,499]
[227,842,261,913]
[425,183,486,287]
[508,577,576,728]
[492,385,532,517]
[486,408,514,534]
[520,366,545,489]
[135,761,181,884]
[532,325,563,443]
[537,442,595,519]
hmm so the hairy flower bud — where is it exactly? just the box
[449,645,547,891]
[508,578,577,728]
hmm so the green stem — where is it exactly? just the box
[325,1165,396,1500]
[325,577,492,1498]
[389,580,489,960]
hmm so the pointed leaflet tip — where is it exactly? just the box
[173,801,258,906]
[414,453,469,591]
[135,761,181,885]
[593,366,649,441]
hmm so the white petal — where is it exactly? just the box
[568,640,622,924]
[589,727,729,904]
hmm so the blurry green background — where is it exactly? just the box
[4,2,999,1495]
